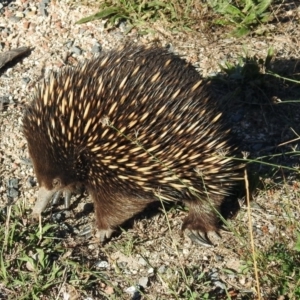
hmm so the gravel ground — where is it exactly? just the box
[1,0,300,299]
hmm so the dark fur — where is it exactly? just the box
[23,45,243,239]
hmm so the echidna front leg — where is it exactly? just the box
[89,190,152,242]
[182,197,223,247]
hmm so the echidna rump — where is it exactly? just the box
[23,45,243,246]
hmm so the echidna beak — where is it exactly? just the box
[31,186,56,216]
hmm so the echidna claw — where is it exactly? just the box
[78,225,114,243]
[63,190,72,209]
[187,230,214,247]
[51,190,72,209]
[52,191,62,205]
[95,228,114,243]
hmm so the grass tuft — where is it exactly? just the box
[207,0,273,36]
[76,0,197,34]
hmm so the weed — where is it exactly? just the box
[259,243,300,298]
[207,0,273,36]
[0,203,111,299]
[76,0,197,34]
[219,47,274,82]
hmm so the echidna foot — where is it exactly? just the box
[185,229,214,247]
[78,225,114,243]
[182,209,222,246]
[95,228,114,243]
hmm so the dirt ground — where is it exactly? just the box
[1,0,300,299]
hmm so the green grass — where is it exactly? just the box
[76,0,197,34]
[218,47,274,81]
[74,0,274,36]
[207,0,273,36]
[0,203,111,299]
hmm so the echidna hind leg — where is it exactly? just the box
[182,198,223,247]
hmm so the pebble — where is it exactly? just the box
[71,46,83,55]
[125,285,138,295]
[25,10,36,17]
[138,277,148,288]
[26,176,36,188]
[6,178,19,200]
[158,265,166,274]
[95,260,109,269]
[39,0,50,17]
[9,16,22,23]
[92,43,102,53]
[65,40,74,48]
[15,11,24,18]
[22,77,31,84]
[7,178,19,189]
[39,7,48,17]
[125,285,142,300]
[138,257,147,266]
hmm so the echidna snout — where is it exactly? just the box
[23,45,244,246]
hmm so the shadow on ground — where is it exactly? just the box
[210,57,300,186]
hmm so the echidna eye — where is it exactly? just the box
[52,178,61,188]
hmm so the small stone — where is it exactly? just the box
[92,43,102,53]
[9,16,22,23]
[25,10,36,17]
[213,280,226,290]
[39,4,48,17]
[104,285,114,295]
[158,265,166,274]
[23,21,30,29]
[138,257,147,266]
[65,40,74,48]
[138,277,148,288]
[7,188,18,199]
[71,46,83,55]
[15,11,24,18]
[125,285,138,295]
[26,176,35,188]
[22,77,31,84]
[95,260,109,269]
[7,178,19,189]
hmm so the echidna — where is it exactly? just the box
[23,45,243,246]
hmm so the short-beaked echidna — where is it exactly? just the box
[23,45,243,246]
